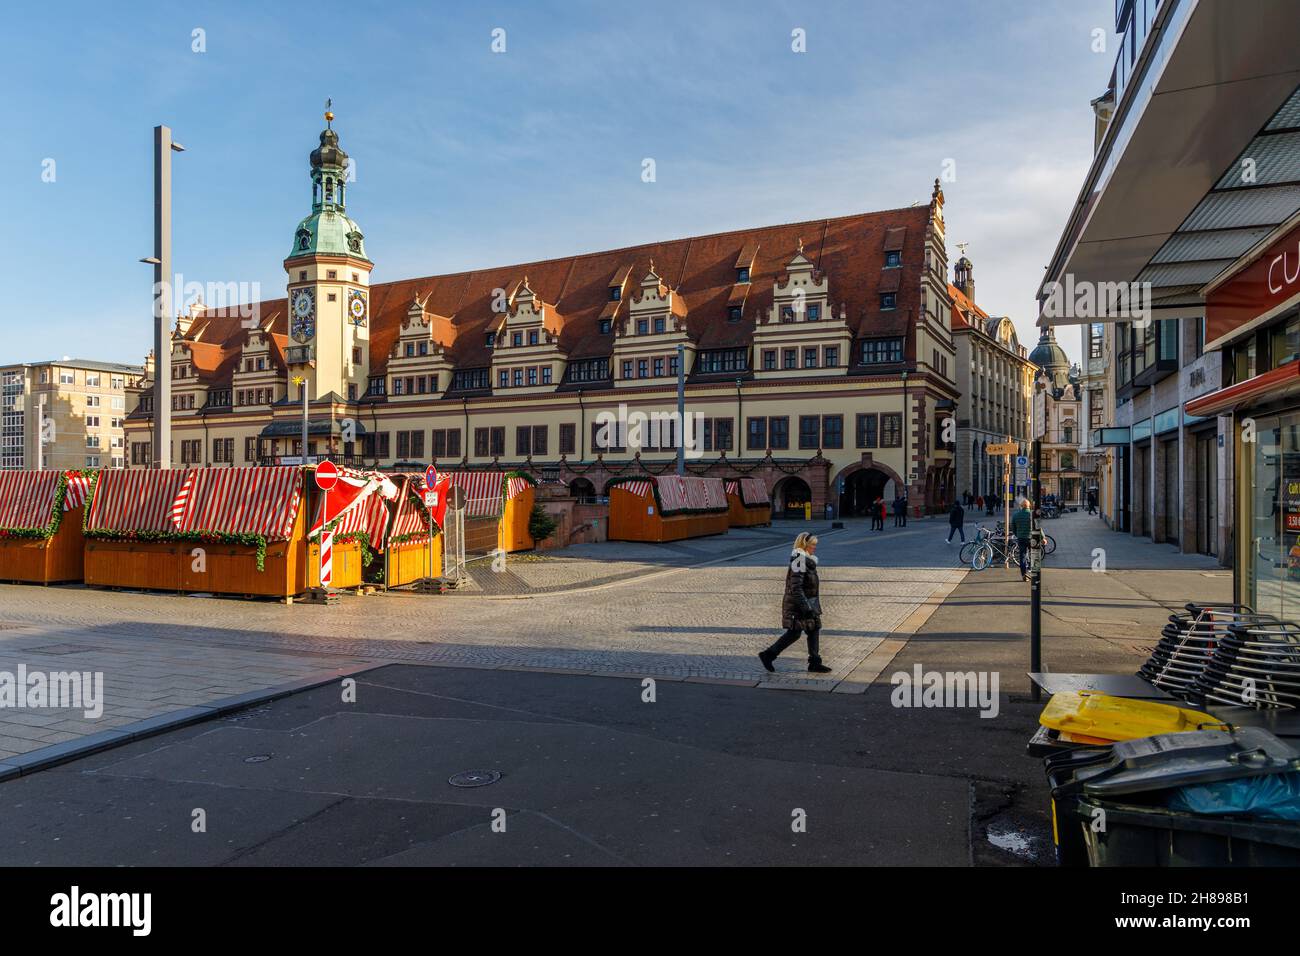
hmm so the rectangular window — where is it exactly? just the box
[824,346,838,368]
[529,330,539,346]
[541,366,552,384]
[769,416,789,450]
[713,418,733,451]
[881,413,903,448]
[637,319,648,335]
[653,357,664,377]
[654,317,666,334]
[637,359,649,378]
[475,428,489,457]
[622,360,633,380]
[559,423,576,455]
[885,250,901,268]
[513,369,523,387]
[762,349,777,370]
[512,332,523,347]
[432,429,447,458]
[447,428,461,458]
[804,347,818,369]
[599,318,612,335]
[696,349,748,373]
[245,437,256,462]
[669,354,679,376]
[822,415,843,449]
[499,370,509,388]
[516,426,532,457]
[397,431,411,459]
[807,304,820,321]
[881,293,897,310]
[392,378,405,395]
[747,416,767,450]
[592,421,626,453]
[856,413,878,448]
[490,427,505,457]
[799,416,820,450]
[377,433,390,458]
[862,338,904,364]
[532,425,548,456]
[527,367,538,386]
[783,348,797,370]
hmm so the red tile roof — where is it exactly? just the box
[173,206,933,386]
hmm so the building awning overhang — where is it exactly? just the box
[1091,427,1131,447]
[1038,0,1300,326]
[259,419,367,439]
[1185,360,1300,417]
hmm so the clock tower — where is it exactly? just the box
[283,106,373,402]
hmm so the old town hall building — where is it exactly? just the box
[126,114,963,517]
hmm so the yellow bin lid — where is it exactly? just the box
[1039,691,1227,742]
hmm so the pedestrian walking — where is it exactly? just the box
[1011,497,1033,580]
[946,499,965,543]
[759,532,831,674]
[975,494,983,512]
[1087,491,1098,515]
[892,495,903,527]
[900,494,908,527]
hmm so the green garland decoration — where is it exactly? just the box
[82,527,271,572]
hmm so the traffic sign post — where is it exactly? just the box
[418,464,441,592]
[315,461,338,598]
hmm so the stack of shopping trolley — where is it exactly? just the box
[1138,603,1300,710]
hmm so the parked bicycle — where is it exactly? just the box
[960,522,1055,568]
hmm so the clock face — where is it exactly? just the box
[290,288,315,343]
[348,289,368,326]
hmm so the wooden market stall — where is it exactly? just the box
[443,471,537,555]
[0,470,95,584]
[305,466,400,590]
[84,466,314,597]
[725,477,773,527]
[606,475,730,542]
[377,474,443,587]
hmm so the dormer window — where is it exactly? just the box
[885,251,902,268]
[881,293,897,311]
[486,332,495,348]
[599,318,612,335]
[727,306,742,322]
[512,332,523,347]
[637,319,648,335]
[781,306,796,323]
[654,317,666,334]
[737,267,750,283]
[418,342,428,356]
[807,304,821,321]
[609,287,621,302]
[405,343,415,358]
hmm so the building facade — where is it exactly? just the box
[125,114,963,517]
[949,258,1035,502]
[1029,329,1086,507]
[1,359,142,471]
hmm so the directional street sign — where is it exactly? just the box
[988,441,1018,456]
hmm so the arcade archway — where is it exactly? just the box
[839,467,892,517]
[772,476,812,518]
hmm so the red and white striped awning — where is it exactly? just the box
[442,471,531,517]
[615,480,653,500]
[91,467,305,540]
[309,466,398,540]
[636,475,728,514]
[390,474,434,542]
[63,472,94,512]
[726,477,771,506]
[87,470,192,534]
[0,471,60,531]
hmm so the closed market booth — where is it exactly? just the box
[84,466,309,597]
[306,467,400,590]
[443,470,537,554]
[379,473,443,587]
[0,470,95,583]
[607,475,730,542]
[725,477,772,527]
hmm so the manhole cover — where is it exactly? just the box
[243,754,273,764]
[448,769,501,788]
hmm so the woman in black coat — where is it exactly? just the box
[758,532,831,673]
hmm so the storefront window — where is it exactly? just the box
[1244,413,1300,619]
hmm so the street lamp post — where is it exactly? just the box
[141,125,184,470]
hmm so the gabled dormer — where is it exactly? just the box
[752,241,850,380]
[389,294,456,398]
[488,278,567,394]
[232,313,280,408]
[612,263,692,387]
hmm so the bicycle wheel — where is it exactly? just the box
[958,541,978,565]
[1043,534,1056,555]
[971,543,993,571]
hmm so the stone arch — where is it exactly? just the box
[772,475,813,518]
[832,460,905,518]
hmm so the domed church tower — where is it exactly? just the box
[1029,326,1072,395]
[283,105,373,402]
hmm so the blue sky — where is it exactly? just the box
[4,0,1115,367]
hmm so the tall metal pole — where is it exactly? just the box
[150,125,180,470]
[301,381,310,462]
[902,369,909,505]
[676,343,685,476]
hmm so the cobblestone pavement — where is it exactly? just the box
[0,519,961,760]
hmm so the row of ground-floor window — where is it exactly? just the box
[1105,420,1229,562]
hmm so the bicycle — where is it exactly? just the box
[972,530,1020,571]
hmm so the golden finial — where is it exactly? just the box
[324,97,334,127]
[292,374,305,386]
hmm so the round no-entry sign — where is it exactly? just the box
[315,459,339,492]
[424,464,439,489]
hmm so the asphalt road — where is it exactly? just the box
[0,662,1048,866]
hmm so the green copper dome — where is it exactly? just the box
[287,117,371,263]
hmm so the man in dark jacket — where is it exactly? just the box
[1010,498,1033,580]
[946,500,965,543]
